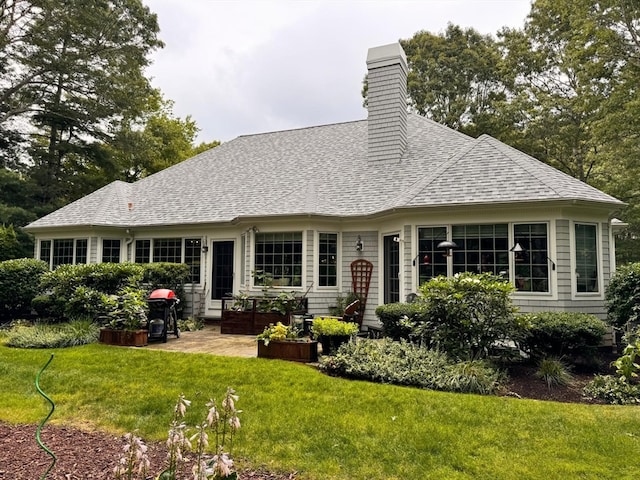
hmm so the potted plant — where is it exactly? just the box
[312,317,359,355]
[256,322,318,362]
[98,288,149,347]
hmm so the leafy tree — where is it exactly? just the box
[400,24,508,136]
[0,0,163,209]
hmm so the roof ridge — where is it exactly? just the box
[236,119,366,140]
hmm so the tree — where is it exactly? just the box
[400,24,508,137]
[0,0,163,210]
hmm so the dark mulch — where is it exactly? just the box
[0,423,296,480]
[0,361,611,479]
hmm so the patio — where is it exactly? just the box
[144,323,257,357]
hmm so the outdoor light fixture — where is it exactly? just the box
[510,243,555,270]
[510,243,524,253]
[355,235,364,252]
[202,245,209,253]
[436,240,458,257]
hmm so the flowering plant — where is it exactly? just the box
[256,322,302,345]
[115,388,241,480]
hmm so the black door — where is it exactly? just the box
[211,241,234,300]
[384,235,400,303]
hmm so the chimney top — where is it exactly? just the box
[366,42,408,71]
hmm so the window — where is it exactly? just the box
[184,238,202,284]
[513,223,549,292]
[452,224,509,276]
[255,232,302,287]
[52,239,74,267]
[102,239,121,263]
[40,239,88,268]
[417,227,448,284]
[153,238,182,263]
[135,240,151,263]
[575,223,598,293]
[75,239,88,264]
[318,233,338,287]
[39,240,51,264]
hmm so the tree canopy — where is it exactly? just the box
[0,0,220,259]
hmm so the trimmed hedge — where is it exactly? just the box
[0,258,49,318]
[519,311,608,360]
[374,302,427,340]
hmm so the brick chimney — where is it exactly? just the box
[366,43,408,163]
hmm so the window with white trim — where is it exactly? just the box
[575,223,598,293]
[135,238,202,284]
[318,233,338,287]
[417,227,448,284]
[513,223,550,293]
[255,232,302,287]
[452,224,509,276]
[102,239,121,263]
[39,239,88,268]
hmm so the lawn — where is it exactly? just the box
[1,343,639,480]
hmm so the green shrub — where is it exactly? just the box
[37,263,145,321]
[535,357,574,389]
[142,262,190,315]
[583,375,640,405]
[605,262,640,330]
[320,338,503,395]
[374,302,427,340]
[416,272,519,360]
[312,317,359,337]
[3,319,100,348]
[0,258,49,318]
[519,312,607,361]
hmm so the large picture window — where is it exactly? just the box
[255,232,303,287]
[39,239,88,268]
[318,233,338,287]
[575,223,598,293]
[135,238,202,284]
[417,227,448,284]
[452,224,509,276]
[513,223,550,292]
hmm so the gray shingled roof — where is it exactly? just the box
[26,114,623,230]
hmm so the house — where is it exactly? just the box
[25,43,624,326]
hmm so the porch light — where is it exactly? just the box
[355,235,364,252]
[202,245,209,253]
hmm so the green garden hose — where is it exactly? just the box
[35,354,56,480]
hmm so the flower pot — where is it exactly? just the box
[99,328,148,347]
[257,340,318,362]
[318,335,351,355]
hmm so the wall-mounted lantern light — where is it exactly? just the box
[355,235,364,252]
[202,245,209,253]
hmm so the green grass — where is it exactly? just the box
[1,344,639,479]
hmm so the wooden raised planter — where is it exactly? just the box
[221,297,307,335]
[257,340,318,363]
[99,329,148,347]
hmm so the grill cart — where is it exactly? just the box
[146,289,180,343]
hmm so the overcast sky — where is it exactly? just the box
[143,0,533,143]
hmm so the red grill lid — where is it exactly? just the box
[148,288,176,300]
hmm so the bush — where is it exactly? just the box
[519,312,607,361]
[0,258,49,318]
[3,319,100,348]
[583,375,640,405]
[374,302,427,340]
[320,338,503,395]
[37,263,145,321]
[606,263,640,330]
[416,272,519,360]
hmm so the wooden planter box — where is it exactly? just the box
[221,297,308,335]
[99,329,148,347]
[257,340,318,363]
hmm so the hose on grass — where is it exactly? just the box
[35,354,56,480]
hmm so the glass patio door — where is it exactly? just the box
[211,241,234,300]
